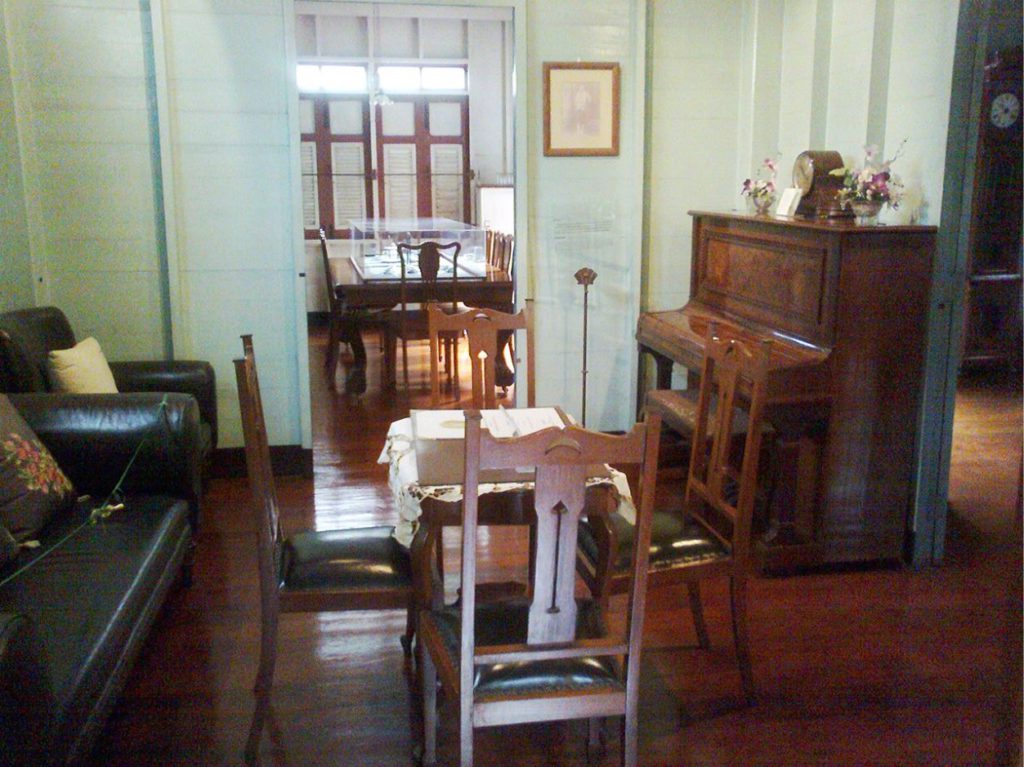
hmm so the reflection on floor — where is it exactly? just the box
[85,329,1022,766]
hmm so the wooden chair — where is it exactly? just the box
[426,303,535,409]
[418,411,661,767]
[485,230,514,273]
[234,335,415,765]
[577,324,773,704]
[391,240,462,392]
[319,226,391,389]
[318,226,347,380]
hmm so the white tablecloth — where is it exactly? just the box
[378,417,636,548]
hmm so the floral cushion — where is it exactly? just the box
[0,394,74,541]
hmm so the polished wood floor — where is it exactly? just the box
[86,330,1022,766]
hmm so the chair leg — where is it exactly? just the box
[244,608,278,766]
[421,643,437,767]
[686,581,710,649]
[402,593,416,657]
[325,316,339,377]
[729,575,755,705]
[586,717,605,763]
[402,337,410,393]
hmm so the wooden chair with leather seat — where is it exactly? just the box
[577,324,772,704]
[418,410,661,767]
[391,240,462,393]
[234,335,415,765]
[426,303,535,409]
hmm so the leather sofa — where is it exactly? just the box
[0,306,217,485]
[0,392,202,766]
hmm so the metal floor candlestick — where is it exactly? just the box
[573,267,597,427]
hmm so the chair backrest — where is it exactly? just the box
[0,307,77,393]
[459,410,660,686]
[234,336,283,611]
[318,227,341,316]
[396,240,461,310]
[685,323,772,568]
[427,303,535,409]
[485,229,514,273]
[497,233,514,272]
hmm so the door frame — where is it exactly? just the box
[284,0,528,451]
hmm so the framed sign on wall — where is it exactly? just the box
[543,62,620,156]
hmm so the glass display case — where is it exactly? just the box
[348,217,488,280]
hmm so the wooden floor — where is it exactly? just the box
[86,329,1023,766]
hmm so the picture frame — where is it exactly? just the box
[543,62,620,157]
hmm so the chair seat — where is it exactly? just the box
[280,527,412,593]
[393,304,468,339]
[645,388,751,440]
[425,599,621,702]
[580,510,728,573]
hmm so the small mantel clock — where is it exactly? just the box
[791,150,847,218]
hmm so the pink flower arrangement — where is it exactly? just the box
[831,140,906,208]
[741,157,778,207]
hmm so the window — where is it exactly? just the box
[377,66,467,93]
[296,64,368,94]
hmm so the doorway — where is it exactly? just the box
[291,2,520,518]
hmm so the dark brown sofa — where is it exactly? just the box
[0,306,213,765]
[0,392,202,766]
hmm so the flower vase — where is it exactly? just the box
[750,195,775,216]
[850,199,883,225]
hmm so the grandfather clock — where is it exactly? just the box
[962,46,1023,367]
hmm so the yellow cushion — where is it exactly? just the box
[47,337,118,394]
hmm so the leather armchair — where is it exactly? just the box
[0,306,217,463]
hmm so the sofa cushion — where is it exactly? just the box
[0,395,74,542]
[47,337,118,394]
[0,495,190,758]
[0,307,77,393]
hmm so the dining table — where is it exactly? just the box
[331,253,515,394]
[377,408,635,613]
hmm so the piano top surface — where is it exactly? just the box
[687,209,938,235]
[638,303,830,372]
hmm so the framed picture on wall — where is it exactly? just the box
[543,62,620,156]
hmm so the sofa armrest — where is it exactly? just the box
[9,393,203,529]
[108,360,217,449]
[0,612,55,767]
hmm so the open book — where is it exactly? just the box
[480,407,565,439]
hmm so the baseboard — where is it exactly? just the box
[211,445,312,479]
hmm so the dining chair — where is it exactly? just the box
[426,303,535,409]
[391,240,462,393]
[418,410,661,767]
[577,323,773,705]
[234,335,415,765]
[318,226,352,383]
[318,226,391,390]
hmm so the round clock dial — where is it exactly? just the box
[793,153,815,193]
[990,92,1020,128]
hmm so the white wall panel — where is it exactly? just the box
[0,4,33,312]
[4,0,167,357]
[527,0,646,430]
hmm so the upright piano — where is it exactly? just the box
[638,211,936,570]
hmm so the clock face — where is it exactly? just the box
[990,92,1020,128]
[793,154,814,192]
